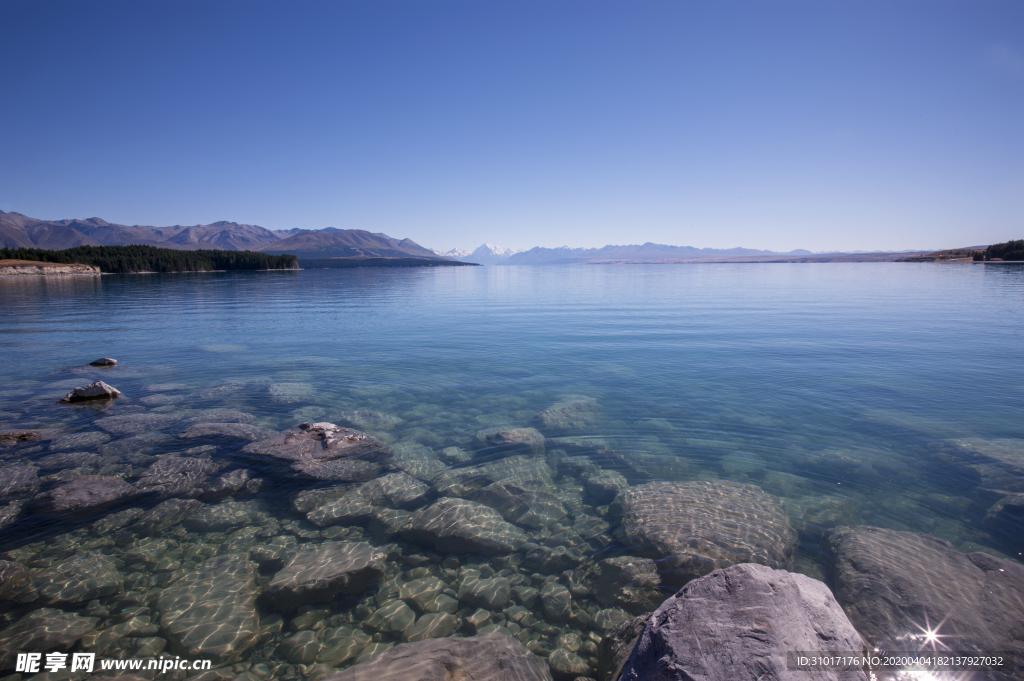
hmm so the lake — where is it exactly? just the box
[1,263,1022,678]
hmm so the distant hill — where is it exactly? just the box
[504,243,816,264]
[434,243,525,265]
[0,211,448,260]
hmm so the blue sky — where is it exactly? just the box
[1,1,1021,252]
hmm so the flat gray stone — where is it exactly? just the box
[30,475,139,516]
[398,576,446,611]
[401,612,458,643]
[400,498,527,555]
[157,554,260,664]
[33,552,123,605]
[266,541,385,609]
[546,648,591,681]
[830,525,1024,656]
[614,480,797,587]
[319,632,553,681]
[620,563,867,681]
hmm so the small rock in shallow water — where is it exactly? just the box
[266,542,386,610]
[279,630,321,664]
[135,456,222,499]
[402,611,458,642]
[90,357,117,366]
[322,632,553,681]
[619,563,866,681]
[0,560,35,602]
[131,498,203,535]
[540,582,572,623]
[585,556,663,616]
[0,463,39,501]
[547,648,591,681]
[457,573,511,611]
[61,380,121,402]
[363,599,417,635]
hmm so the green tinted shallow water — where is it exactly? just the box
[0,263,1022,678]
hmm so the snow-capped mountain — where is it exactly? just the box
[433,243,525,264]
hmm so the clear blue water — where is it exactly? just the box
[1,263,1022,676]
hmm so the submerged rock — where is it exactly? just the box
[400,497,528,555]
[830,525,1024,656]
[307,472,429,527]
[537,397,599,433]
[157,554,260,664]
[31,474,140,516]
[586,556,664,616]
[90,357,118,366]
[0,608,99,668]
[33,553,123,605]
[96,412,179,434]
[0,463,40,501]
[60,380,121,402]
[266,541,386,610]
[131,498,203,535]
[184,500,263,532]
[202,468,259,501]
[179,422,277,442]
[0,500,24,529]
[319,632,553,681]
[243,422,392,463]
[468,481,566,529]
[476,427,546,456]
[540,582,572,623]
[613,480,797,588]
[135,456,222,498]
[598,613,650,681]
[985,493,1024,554]
[0,428,42,443]
[946,438,1024,494]
[0,560,35,602]
[620,563,867,681]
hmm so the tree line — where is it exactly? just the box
[974,240,1024,262]
[1,245,299,273]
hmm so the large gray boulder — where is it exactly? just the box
[157,554,260,664]
[620,563,867,681]
[399,498,528,555]
[30,475,140,515]
[319,632,553,681]
[830,526,1024,660]
[265,541,386,609]
[613,480,797,587]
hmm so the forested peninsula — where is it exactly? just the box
[0,245,298,273]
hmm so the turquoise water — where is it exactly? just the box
[1,263,1022,678]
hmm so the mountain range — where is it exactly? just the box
[0,211,442,260]
[433,243,526,265]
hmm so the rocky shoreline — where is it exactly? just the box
[0,372,1021,681]
[0,260,100,276]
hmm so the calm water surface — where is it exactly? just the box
[1,263,1022,678]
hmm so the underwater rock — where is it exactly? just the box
[584,470,627,505]
[61,380,121,402]
[90,507,145,536]
[307,492,376,527]
[0,608,100,668]
[131,498,203,535]
[537,397,599,433]
[400,497,528,555]
[540,581,572,623]
[946,438,1024,494]
[457,571,512,610]
[830,525,1024,656]
[0,560,35,602]
[620,563,867,681]
[0,462,39,501]
[135,456,222,499]
[598,613,649,681]
[0,500,24,529]
[402,612,458,642]
[307,472,429,527]
[243,421,391,463]
[586,556,663,616]
[157,554,260,664]
[202,468,259,501]
[398,576,446,611]
[96,412,179,434]
[36,450,101,471]
[280,630,321,664]
[319,632,553,681]
[184,500,263,532]
[33,553,123,605]
[336,409,404,431]
[522,546,583,575]
[547,648,591,681]
[294,457,383,482]
[469,481,567,529]
[31,474,140,516]
[266,541,386,609]
[178,422,277,442]
[985,493,1024,554]
[319,627,372,666]
[613,480,797,588]
[364,599,417,636]
[476,426,546,456]
[90,357,117,366]
[368,507,414,540]
[0,428,42,443]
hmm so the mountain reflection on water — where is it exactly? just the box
[0,263,1022,680]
